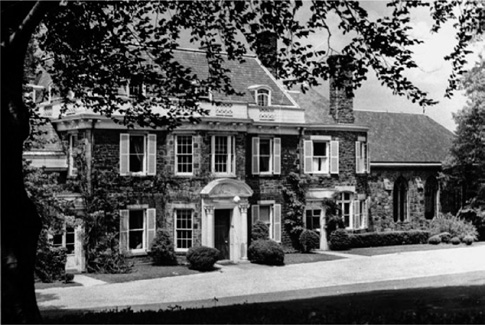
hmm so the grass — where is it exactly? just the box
[42,285,485,324]
[347,241,485,257]
[35,280,82,290]
[284,252,344,264]
[86,262,200,284]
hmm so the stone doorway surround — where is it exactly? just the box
[200,179,253,262]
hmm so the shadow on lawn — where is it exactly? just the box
[41,285,485,324]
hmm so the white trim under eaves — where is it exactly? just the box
[371,162,443,167]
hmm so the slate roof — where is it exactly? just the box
[354,110,455,163]
[291,88,455,164]
[171,49,294,106]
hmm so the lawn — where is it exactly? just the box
[346,241,485,257]
[86,262,200,283]
[284,252,344,264]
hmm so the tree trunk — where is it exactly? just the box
[1,2,59,323]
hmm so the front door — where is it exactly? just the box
[214,209,231,260]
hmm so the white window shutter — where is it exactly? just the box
[120,134,130,176]
[366,143,370,173]
[355,141,362,174]
[273,137,281,175]
[274,204,282,242]
[147,134,157,175]
[211,136,215,173]
[146,208,156,251]
[353,200,360,229]
[303,140,313,174]
[119,210,129,253]
[252,137,260,175]
[330,140,339,174]
[363,199,369,228]
[251,205,259,225]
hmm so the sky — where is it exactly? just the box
[299,1,485,132]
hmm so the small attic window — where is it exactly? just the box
[248,85,272,106]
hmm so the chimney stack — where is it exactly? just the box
[255,31,278,76]
[328,55,354,124]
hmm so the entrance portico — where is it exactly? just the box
[200,179,253,262]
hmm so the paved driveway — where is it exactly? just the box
[37,245,485,313]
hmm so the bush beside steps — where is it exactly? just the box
[186,246,220,271]
[248,239,285,265]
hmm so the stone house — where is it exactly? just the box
[26,49,455,272]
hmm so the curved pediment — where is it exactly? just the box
[200,179,253,198]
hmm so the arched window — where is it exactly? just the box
[425,176,439,219]
[393,176,408,222]
[256,88,270,106]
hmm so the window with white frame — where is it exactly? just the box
[119,208,156,254]
[337,192,353,229]
[211,135,235,175]
[355,140,370,174]
[251,203,281,242]
[256,88,270,106]
[305,209,322,233]
[336,192,369,230]
[52,225,75,254]
[252,137,281,175]
[120,133,156,176]
[174,209,193,250]
[304,137,339,174]
[68,133,78,177]
[175,135,193,175]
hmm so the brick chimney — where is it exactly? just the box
[328,55,354,124]
[254,31,278,76]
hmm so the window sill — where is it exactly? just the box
[175,248,189,253]
[126,250,148,256]
[174,173,194,178]
[213,173,236,178]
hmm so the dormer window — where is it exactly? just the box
[256,89,270,106]
[248,85,272,106]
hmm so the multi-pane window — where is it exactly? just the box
[256,89,270,106]
[313,142,329,173]
[53,226,75,254]
[306,209,321,232]
[259,139,272,173]
[212,135,235,175]
[129,135,145,173]
[120,134,156,176]
[129,210,145,250]
[252,137,281,175]
[120,208,156,254]
[337,192,353,229]
[304,138,338,174]
[176,135,193,175]
[175,209,193,250]
[393,177,408,222]
[356,141,369,173]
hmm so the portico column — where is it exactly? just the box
[204,205,214,247]
[238,203,249,260]
[320,207,329,250]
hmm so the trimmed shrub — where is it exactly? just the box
[451,237,461,245]
[248,240,285,265]
[150,229,177,266]
[463,235,474,245]
[430,213,478,241]
[329,229,351,251]
[438,232,452,244]
[251,221,270,241]
[428,235,441,245]
[186,246,220,271]
[299,229,320,253]
[348,230,430,248]
[35,245,67,283]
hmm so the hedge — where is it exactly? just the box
[348,230,430,249]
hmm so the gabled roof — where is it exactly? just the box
[172,49,294,106]
[26,123,64,152]
[291,87,455,163]
[354,110,455,163]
